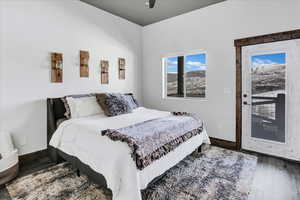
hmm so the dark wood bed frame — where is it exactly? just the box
[47,95,203,194]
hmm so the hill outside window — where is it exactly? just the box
[163,52,207,98]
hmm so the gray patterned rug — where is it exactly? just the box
[6,146,257,200]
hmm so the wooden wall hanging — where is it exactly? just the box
[80,50,89,77]
[101,60,109,84]
[51,52,63,83]
[118,58,126,80]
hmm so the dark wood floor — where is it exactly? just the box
[248,153,300,200]
[1,151,299,200]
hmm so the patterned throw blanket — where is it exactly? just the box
[102,112,204,170]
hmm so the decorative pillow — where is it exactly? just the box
[123,94,139,110]
[131,95,139,108]
[61,97,71,119]
[96,93,132,117]
[66,96,104,118]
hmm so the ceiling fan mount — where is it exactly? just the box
[146,0,156,9]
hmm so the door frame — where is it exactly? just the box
[234,29,300,150]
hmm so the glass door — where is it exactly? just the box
[242,40,300,160]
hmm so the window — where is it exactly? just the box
[164,53,207,98]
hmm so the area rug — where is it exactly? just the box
[142,146,257,200]
[6,146,257,200]
[6,163,111,200]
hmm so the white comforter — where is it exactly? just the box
[50,107,210,200]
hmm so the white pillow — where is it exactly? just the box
[66,96,104,118]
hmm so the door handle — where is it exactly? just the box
[243,101,250,105]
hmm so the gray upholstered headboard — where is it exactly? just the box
[47,97,66,147]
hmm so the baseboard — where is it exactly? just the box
[19,149,48,166]
[209,137,237,150]
[241,149,300,164]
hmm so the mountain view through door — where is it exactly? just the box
[251,53,286,143]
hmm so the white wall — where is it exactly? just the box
[142,0,300,142]
[0,0,142,155]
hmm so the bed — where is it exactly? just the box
[47,96,210,200]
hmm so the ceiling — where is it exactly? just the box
[80,0,226,26]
